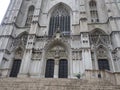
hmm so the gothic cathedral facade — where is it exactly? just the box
[0,0,120,78]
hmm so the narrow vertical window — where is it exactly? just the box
[45,59,55,78]
[10,59,22,77]
[59,59,68,78]
[49,5,70,36]
[89,0,99,23]
[25,6,35,27]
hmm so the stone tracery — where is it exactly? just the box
[89,29,110,45]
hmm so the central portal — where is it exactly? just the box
[45,42,69,78]
[45,59,68,78]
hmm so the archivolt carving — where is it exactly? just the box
[12,34,28,49]
[46,46,67,59]
[32,52,42,60]
[72,51,82,60]
[52,5,69,17]
[97,46,107,58]
[89,30,110,45]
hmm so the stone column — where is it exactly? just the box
[109,50,116,72]
[93,49,98,70]
[82,49,93,70]
[69,49,72,78]
[115,48,120,72]
[81,32,93,71]
[54,59,59,78]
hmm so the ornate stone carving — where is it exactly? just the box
[97,46,107,58]
[72,51,82,60]
[32,52,42,60]
[52,5,69,17]
[15,48,23,59]
[90,30,110,46]
[12,34,28,48]
[46,46,67,59]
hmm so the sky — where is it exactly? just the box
[0,0,10,24]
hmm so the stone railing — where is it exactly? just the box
[85,70,120,85]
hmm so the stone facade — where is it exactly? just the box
[0,0,120,80]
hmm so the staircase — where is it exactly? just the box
[0,78,120,90]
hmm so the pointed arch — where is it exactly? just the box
[89,0,99,23]
[96,45,110,71]
[16,31,28,38]
[97,45,108,56]
[43,38,70,78]
[10,47,24,77]
[44,38,70,53]
[25,5,35,27]
[89,28,110,47]
[90,28,107,35]
[48,2,72,15]
[12,31,28,52]
[96,44,108,51]
[48,3,71,36]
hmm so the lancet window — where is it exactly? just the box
[45,59,55,78]
[49,5,70,36]
[89,0,99,23]
[25,6,35,27]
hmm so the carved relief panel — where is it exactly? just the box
[46,46,67,59]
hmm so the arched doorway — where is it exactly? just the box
[10,59,22,77]
[89,29,112,71]
[45,59,55,78]
[59,59,68,78]
[97,46,110,71]
[44,40,69,78]
[10,48,23,77]
[9,32,28,77]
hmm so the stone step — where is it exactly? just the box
[0,78,120,90]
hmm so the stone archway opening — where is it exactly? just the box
[45,40,69,78]
[97,45,110,71]
[45,59,55,78]
[10,47,23,77]
[59,59,68,78]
